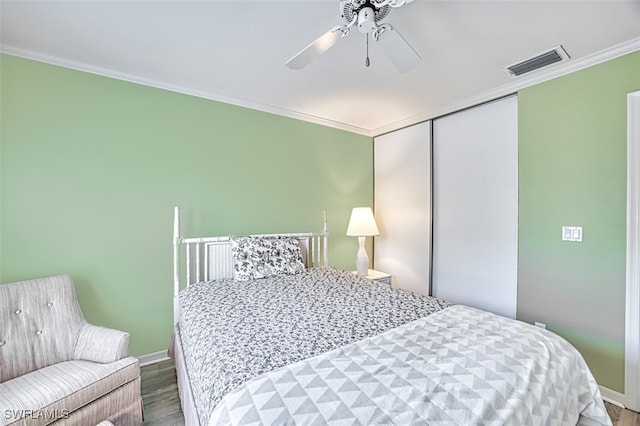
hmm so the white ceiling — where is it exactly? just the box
[2,0,639,136]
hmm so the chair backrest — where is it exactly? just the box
[0,275,87,382]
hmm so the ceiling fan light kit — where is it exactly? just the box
[357,7,377,34]
[286,0,421,73]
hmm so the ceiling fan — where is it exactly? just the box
[286,0,421,73]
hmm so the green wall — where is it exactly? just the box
[0,54,373,356]
[518,51,640,392]
[4,49,640,392]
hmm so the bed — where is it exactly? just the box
[171,207,612,426]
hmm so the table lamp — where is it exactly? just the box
[346,207,380,276]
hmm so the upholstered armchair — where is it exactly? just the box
[0,275,142,425]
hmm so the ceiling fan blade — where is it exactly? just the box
[286,26,346,70]
[374,24,421,72]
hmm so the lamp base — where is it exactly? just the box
[355,236,369,276]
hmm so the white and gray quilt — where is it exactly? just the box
[178,267,451,424]
[209,305,611,426]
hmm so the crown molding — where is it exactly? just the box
[370,37,640,137]
[3,36,639,139]
[0,45,372,137]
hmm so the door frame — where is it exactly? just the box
[626,90,640,411]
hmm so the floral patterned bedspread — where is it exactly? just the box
[177,267,451,424]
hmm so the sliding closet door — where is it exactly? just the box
[432,96,518,318]
[374,121,431,295]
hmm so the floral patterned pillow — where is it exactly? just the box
[231,236,306,281]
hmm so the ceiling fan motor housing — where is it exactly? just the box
[340,0,391,28]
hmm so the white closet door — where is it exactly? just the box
[374,121,431,295]
[432,96,518,318]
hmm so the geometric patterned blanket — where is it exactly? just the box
[178,267,451,424]
[209,305,612,426]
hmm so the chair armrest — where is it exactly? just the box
[73,323,130,363]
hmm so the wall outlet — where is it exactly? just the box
[534,321,546,329]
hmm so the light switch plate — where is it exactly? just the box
[562,226,583,242]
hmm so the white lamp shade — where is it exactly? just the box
[346,207,380,237]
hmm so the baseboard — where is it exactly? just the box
[600,385,626,408]
[137,350,170,367]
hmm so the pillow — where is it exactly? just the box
[231,236,306,281]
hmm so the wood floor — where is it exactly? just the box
[606,403,640,426]
[141,359,184,425]
[141,359,639,425]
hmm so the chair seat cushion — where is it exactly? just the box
[0,357,139,426]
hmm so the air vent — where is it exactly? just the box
[503,45,570,77]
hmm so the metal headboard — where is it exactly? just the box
[172,207,329,324]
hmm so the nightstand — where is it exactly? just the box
[352,269,392,285]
